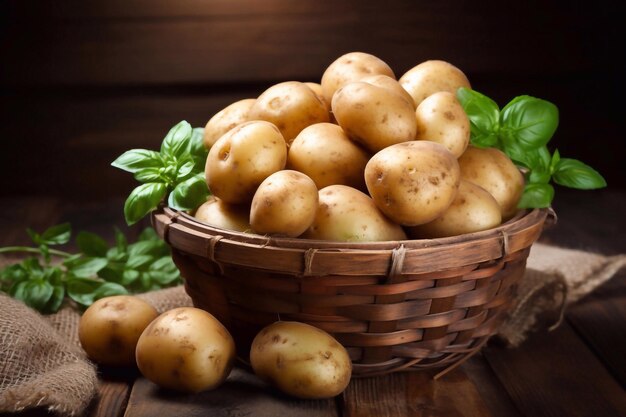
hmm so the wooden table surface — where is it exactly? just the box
[1,188,625,417]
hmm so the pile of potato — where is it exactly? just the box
[198,52,525,241]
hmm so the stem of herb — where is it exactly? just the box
[0,247,73,258]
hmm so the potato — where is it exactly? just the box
[205,120,287,204]
[332,81,417,153]
[407,180,502,238]
[399,60,471,107]
[250,321,352,399]
[302,184,407,242]
[78,295,158,367]
[135,307,235,393]
[458,146,525,220]
[194,196,251,232]
[360,74,415,109]
[304,82,331,114]
[287,123,370,190]
[250,170,319,237]
[415,91,470,158]
[320,51,395,103]
[203,98,256,149]
[248,81,329,143]
[364,141,461,226]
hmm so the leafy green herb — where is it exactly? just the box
[457,88,607,208]
[0,223,181,313]
[112,121,210,225]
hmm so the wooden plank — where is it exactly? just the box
[1,1,611,86]
[123,367,338,417]
[341,367,495,417]
[567,273,626,388]
[483,322,626,417]
[86,378,132,417]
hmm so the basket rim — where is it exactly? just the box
[152,207,551,277]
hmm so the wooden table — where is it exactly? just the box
[1,188,625,417]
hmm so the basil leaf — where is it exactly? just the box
[134,167,163,183]
[189,127,207,155]
[501,95,558,149]
[22,280,54,311]
[76,231,109,257]
[138,227,159,241]
[518,183,554,209]
[456,87,500,148]
[553,158,607,189]
[40,223,71,245]
[0,264,28,286]
[161,121,193,159]
[122,269,140,285]
[92,282,128,301]
[148,270,180,285]
[65,257,108,278]
[112,149,163,174]
[27,228,41,245]
[67,277,102,307]
[126,254,154,270]
[98,263,125,283]
[176,160,195,182]
[168,174,209,211]
[124,182,168,225]
[114,227,128,252]
[44,284,65,313]
[128,240,167,258]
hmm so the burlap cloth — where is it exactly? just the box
[1,243,625,416]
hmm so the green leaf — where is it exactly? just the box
[111,149,163,174]
[553,158,607,189]
[161,121,193,159]
[168,173,210,211]
[138,227,159,241]
[22,280,54,311]
[66,277,102,307]
[98,263,124,282]
[39,223,71,245]
[126,254,154,270]
[500,95,559,149]
[134,167,163,183]
[456,87,500,148]
[114,227,128,252]
[0,264,28,286]
[122,269,141,285]
[189,127,207,155]
[44,284,65,313]
[518,183,555,209]
[27,228,41,245]
[92,282,128,301]
[123,182,168,225]
[176,160,195,182]
[65,257,108,278]
[76,231,109,257]
[128,240,168,258]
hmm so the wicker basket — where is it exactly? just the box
[152,207,551,377]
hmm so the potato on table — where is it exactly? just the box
[250,321,352,399]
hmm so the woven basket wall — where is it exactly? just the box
[152,207,550,377]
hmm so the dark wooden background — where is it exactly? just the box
[1,0,624,201]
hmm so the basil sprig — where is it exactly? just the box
[457,88,606,208]
[112,121,209,225]
[0,224,181,313]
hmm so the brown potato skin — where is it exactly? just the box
[332,81,417,153]
[194,196,251,232]
[399,60,471,107]
[458,146,525,220]
[248,81,329,144]
[407,180,502,238]
[415,91,470,158]
[205,120,287,204]
[250,170,319,237]
[250,321,352,399]
[79,295,158,367]
[302,185,407,242]
[135,307,236,393]
[365,141,461,226]
[360,74,416,109]
[287,123,370,190]
[321,51,395,104]
[202,98,256,149]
